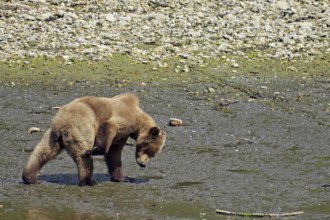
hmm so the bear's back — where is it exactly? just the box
[111,93,139,107]
[51,93,143,134]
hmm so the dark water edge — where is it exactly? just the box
[0,57,329,219]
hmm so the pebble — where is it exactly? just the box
[231,63,239,68]
[169,118,183,127]
[208,87,215,93]
[179,54,189,59]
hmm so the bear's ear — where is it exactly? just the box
[149,126,160,139]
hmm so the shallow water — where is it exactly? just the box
[0,76,329,219]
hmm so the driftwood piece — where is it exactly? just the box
[219,99,239,106]
[216,209,304,218]
[49,106,61,110]
[28,127,42,134]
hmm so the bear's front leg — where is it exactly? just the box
[67,148,95,186]
[83,122,117,157]
[104,138,127,182]
[75,155,96,186]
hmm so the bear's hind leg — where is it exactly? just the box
[22,128,62,184]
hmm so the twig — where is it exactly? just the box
[49,106,61,110]
[216,209,304,218]
[241,137,257,144]
[219,99,239,106]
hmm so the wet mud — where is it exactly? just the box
[0,61,329,219]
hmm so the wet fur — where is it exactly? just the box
[22,93,166,186]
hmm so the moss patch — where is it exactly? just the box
[0,53,329,87]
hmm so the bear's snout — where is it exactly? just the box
[136,154,149,168]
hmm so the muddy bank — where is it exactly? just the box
[0,57,329,219]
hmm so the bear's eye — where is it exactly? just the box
[136,143,147,151]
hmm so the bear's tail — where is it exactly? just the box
[51,130,65,149]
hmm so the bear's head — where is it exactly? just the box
[135,126,166,167]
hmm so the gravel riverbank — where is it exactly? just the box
[0,0,329,66]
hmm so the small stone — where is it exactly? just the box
[231,63,239,68]
[179,54,189,59]
[62,55,70,60]
[104,13,117,22]
[148,0,169,7]
[287,66,298,72]
[169,118,183,127]
[276,1,289,10]
[21,14,36,20]
[148,12,169,23]
[183,65,190,72]
[208,87,215,93]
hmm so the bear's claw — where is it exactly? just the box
[83,146,105,157]
[22,176,32,184]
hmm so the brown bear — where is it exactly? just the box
[22,93,166,186]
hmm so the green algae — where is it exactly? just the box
[0,53,329,87]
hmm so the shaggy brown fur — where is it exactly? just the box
[22,93,166,186]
